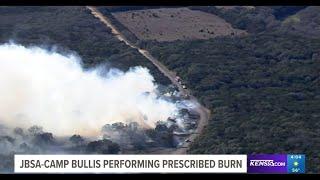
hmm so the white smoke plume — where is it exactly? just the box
[0,43,179,137]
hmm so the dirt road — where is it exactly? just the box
[87,6,211,154]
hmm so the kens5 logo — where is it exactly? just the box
[247,154,305,174]
[249,159,286,167]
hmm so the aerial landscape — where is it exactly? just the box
[0,6,319,173]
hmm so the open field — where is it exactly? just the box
[215,6,255,10]
[112,7,246,42]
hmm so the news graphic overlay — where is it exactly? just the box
[287,154,305,173]
[248,154,287,173]
[15,155,247,173]
[248,154,305,174]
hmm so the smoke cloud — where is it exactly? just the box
[0,43,179,137]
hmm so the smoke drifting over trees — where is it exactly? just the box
[0,43,181,136]
[0,43,196,172]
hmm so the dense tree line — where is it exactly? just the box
[189,6,279,34]
[188,6,319,40]
[145,32,320,173]
[270,6,307,20]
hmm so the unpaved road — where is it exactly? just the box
[87,6,211,154]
